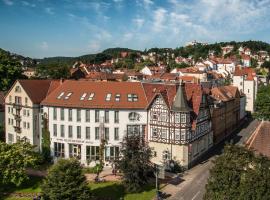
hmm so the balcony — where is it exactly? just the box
[13,113,21,121]
[13,103,22,110]
[14,126,22,133]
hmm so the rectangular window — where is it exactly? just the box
[152,127,158,137]
[23,122,26,128]
[86,146,99,161]
[60,108,65,121]
[77,109,81,122]
[23,109,26,116]
[127,125,140,136]
[68,125,73,138]
[8,133,14,144]
[53,124,57,137]
[54,142,65,157]
[88,93,95,100]
[175,130,180,140]
[77,126,81,139]
[27,122,30,129]
[127,94,138,102]
[95,127,99,140]
[181,129,186,141]
[61,125,64,137]
[86,127,90,139]
[80,93,87,100]
[114,128,119,140]
[105,110,109,123]
[181,114,186,123]
[85,110,90,122]
[68,109,72,121]
[114,111,119,123]
[57,92,65,99]
[53,108,57,120]
[95,110,99,122]
[175,113,180,123]
[161,129,167,138]
[105,128,109,140]
[27,110,30,117]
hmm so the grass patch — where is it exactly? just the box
[89,181,156,200]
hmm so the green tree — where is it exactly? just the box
[117,135,153,192]
[0,125,4,141]
[41,116,51,162]
[204,144,270,200]
[0,141,39,188]
[36,62,70,79]
[254,85,270,120]
[0,49,24,91]
[250,58,258,68]
[41,159,92,200]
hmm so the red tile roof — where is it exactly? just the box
[211,86,239,102]
[234,66,256,81]
[246,121,270,158]
[42,80,149,109]
[18,80,61,104]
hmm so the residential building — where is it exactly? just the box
[5,80,61,149]
[233,67,258,112]
[146,82,213,168]
[41,81,149,166]
[210,86,240,144]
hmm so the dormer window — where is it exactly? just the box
[127,94,138,102]
[57,92,65,99]
[88,93,95,100]
[105,93,112,101]
[65,92,73,100]
[80,93,87,100]
[115,94,121,102]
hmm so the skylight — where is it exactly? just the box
[127,94,138,102]
[64,92,73,100]
[88,93,95,100]
[80,93,87,100]
[57,92,65,99]
[106,93,112,101]
[115,94,121,102]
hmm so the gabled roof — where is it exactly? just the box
[211,86,239,102]
[18,80,61,104]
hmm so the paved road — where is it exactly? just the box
[166,119,260,200]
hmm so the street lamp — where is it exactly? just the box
[154,164,160,200]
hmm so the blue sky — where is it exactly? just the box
[1,0,270,58]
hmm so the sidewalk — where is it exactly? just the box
[85,167,122,182]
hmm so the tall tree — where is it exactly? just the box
[41,159,92,200]
[117,135,153,192]
[204,144,270,200]
[0,49,23,91]
[254,85,270,120]
[0,142,39,187]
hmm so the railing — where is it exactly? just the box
[13,113,21,121]
[13,103,22,110]
[14,126,22,133]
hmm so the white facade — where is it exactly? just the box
[240,96,247,120]
[43,106,147,166]
[233,75,258,112]
[140,66,152,76]
[5,82,42,150]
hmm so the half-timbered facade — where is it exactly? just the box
[147,83,213,168]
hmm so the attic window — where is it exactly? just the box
[15,86,21,93]
[64,92,73,100]
[128,94,138,102]
[80,93,87,100]
[88,93,95,100]
[57,92,65,99]
[105,93,112,101]
[115,94,121,102]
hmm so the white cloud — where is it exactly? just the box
[40,42,48,50]
[2,0,13,6]
[45,7,54,15]
[133,18,145,29]
[22,1,36,7]
[87,41,101,52]
[153,8,167,32]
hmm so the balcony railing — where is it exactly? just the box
[13,113,21,121]
[13,103,22,110]
[13,126,22,133]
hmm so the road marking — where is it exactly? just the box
[191,191,201,200]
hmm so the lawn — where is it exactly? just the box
[2,176,156,200]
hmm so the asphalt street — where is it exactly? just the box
[167,119,260,200]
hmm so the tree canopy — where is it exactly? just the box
[204,144,270,200]
[254,85,270,120]
[117,135,153,192]
[41,159,92,200]
[0,49,24,91]
[0,142,39,188]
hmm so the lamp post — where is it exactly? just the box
[154,164,160,200]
